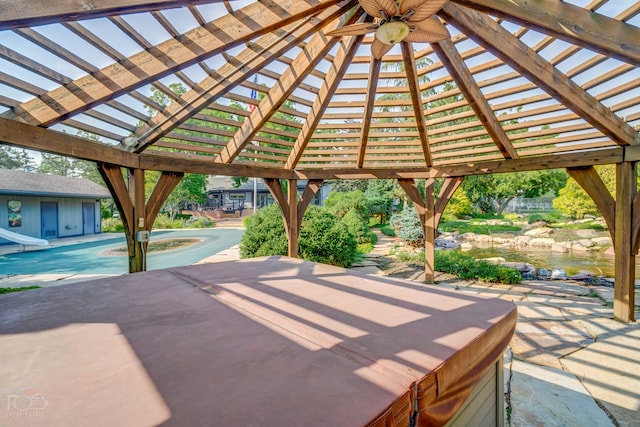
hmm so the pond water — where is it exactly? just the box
[462,245,637,278]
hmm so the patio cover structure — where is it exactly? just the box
[0,0,638,321]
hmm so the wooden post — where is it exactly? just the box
[288,179,299,258]
[99,164,183,274]
[399,177,464,284]
[129,168,146,273]
[424,179,436,284]
[614,162,636,322]
[264,178,323,259]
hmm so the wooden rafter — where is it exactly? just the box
[358,58,382,168]
[214,14,348,164]
[451,0,640,66]
[285,34,365,169]
[433,39,518,160]
[135,3,355,150]
[0,0,221,30]
[7,0,345,127]
[400,42,432,167]
[441,3,640,147]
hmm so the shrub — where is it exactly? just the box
[299,206,358,267]
[341,208,375,244]
[102,217,124,232]
[240,205,358,267]
[365,196,393,224]
[444,190,473,218]
[528,212,562,224]
[153,213,187,229]
[378,225,395,237]
[390,205,423,246]
[324,190,369,218]
[240,205,288,258]
[185,216,215,228]
[434,250,521,284]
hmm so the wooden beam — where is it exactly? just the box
[566,167,616,240]
[632,193,640,255]
[214,15,346,164]
[434,177,464,229]
[0,117,137,167]
[398,178,436,283]
[450,0,640,66]
[130,167,147,273]
[9,0,345,127]
[98,163,134,237]
[297,180,324,225]
[400,42,433,167]
[0,0,220,30]
[288,179,299,258]
[136,3,354,150]
[432,39,518,160]
[614,162,636,322]
[145,171,183,228]
[358,58,382,168]
[286,33,364,169]
[441,3,640,147]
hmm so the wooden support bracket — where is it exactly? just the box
[567,167,616,241]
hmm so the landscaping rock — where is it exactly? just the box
[537,268,551,278]
[576,239,595,248]
[576,229,598,238]
[572,244,590,252]
[529,237,555,246]
[525,227,553,237]
[592,237,612,246]
[515,235,532,245]
[552,243,569,253]
[569,271,595,280]
[502,262,536,276]
[435,238,460,249]
[551,269,567,279]
[460,242,473,251]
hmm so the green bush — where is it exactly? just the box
[324,190,369,218]
[299,206,358,267]
[185,216,215,228]
[102,217,124,232]
[340,208,375,244]
[444,190,473,218]
[240,205,358,267]
[240,205,288,258]
[0,286,41,294]
[365,196,393,224]
[153,213,187,229]
[528,212,562,224]
[434,250,521,284]
[390,205,423,246]
[439,221,521,234]
[378,225,395,237]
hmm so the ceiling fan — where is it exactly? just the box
[327,0,449,59]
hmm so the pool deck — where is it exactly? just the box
[1,225,639,426]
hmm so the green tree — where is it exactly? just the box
[0,146,35,170]
[37,153,74,176]
[553,165,615,219]
[323,190,369,218]
[463,170,567,215]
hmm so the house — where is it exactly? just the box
[205,176,331,212]
[0,169,111,244]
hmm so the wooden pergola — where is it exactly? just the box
[0,0,638,321]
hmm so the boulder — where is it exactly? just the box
[515,235,532,245]
[460,242,473,251]
[435,238,460,249]
[501,261,536,276]
[524,227,553,237]
[571,244,589,252]
[576,239,595,248]
[528,237,555,246]
[576,229,598,238]
[551,269,567,279]
[569,271,595,280]
[591,236,612,246]
[551,243,569,253]
[537,268,551,278]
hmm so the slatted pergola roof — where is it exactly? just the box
[1,0,639,180]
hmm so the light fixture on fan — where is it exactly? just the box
[375,20,410,44]
[327,0,450,59]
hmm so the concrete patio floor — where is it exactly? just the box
[1,227,639,426]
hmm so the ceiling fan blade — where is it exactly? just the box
[327,23,377,37]
[371,38,394,60]
[358,0,398,18]
[404,16,449,42]
[401,0,449,22]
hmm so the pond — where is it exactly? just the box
[462,244,636,278]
